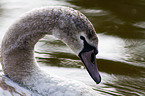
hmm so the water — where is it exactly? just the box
[0,0,145,95]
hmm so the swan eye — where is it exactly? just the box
[88,33,92,38]
[80,36,85,40]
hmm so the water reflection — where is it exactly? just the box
[123,39,145,66]
[100,76,145,95]
[98,34,145,67]
[68,0,145,39]
[68,0,145,21]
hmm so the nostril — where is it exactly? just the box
[91,53,95,64]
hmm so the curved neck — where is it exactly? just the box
[1,25,48,84]
[1,6,90,85]
[1,9,55,83]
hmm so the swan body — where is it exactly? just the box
[0,6,101,96]
[0,76,34,96]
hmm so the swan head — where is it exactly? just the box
[69,30,101,84]
[51,7,101,84]
[78,35,101,84]
[77,32,101,84]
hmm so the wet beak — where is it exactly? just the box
[79,50,101,84]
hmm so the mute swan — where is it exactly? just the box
[0,6,101,96]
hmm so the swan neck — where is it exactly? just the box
[0,6,92,85]
[1,17,50,84]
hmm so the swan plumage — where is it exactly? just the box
[0,6,101,96]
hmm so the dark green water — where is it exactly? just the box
[0,0,145,95]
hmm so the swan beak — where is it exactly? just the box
[79,50,101,84]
